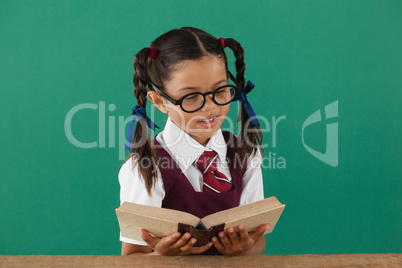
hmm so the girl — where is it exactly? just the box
[119,26,268,256]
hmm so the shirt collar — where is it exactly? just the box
[162,117,227,171]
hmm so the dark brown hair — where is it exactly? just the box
[126,26,264,196]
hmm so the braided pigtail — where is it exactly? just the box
[224,38,264,169]
[124,28,264,194]
[127,47,159,196]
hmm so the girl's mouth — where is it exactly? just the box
[198,116,219,128]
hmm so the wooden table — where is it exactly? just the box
[0,254,400,267]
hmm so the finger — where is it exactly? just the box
[218,231,232,248]
[227,227,239,244]
[249,224,269,242]
[140,229,160,249]
[237,225,249,242]
[162,231,183,246]
[190,241,213,254]
[179,237,197,252]
[211,236,225,254]
[174,233,193,250]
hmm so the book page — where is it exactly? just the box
[201,197,285,234]
[116,202,200,241]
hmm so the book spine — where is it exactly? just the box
[178,223,225,246]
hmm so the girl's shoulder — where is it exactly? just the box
[118,156,138,185]
[118,156,164,200]
[118,156,164,207]
[118,155,161,184]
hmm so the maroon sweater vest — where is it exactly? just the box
[151,130,246,255]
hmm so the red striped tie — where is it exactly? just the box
[196,150,232,193]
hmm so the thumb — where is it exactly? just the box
[249,224,269,242]
[140,228,160,249]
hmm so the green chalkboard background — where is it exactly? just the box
[1,0,401,255]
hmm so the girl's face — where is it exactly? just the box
[148,55,230,146]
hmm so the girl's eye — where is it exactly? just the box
[185,95,199,101]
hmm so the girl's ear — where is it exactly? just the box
[147,91,168,114]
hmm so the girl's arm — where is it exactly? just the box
[118,159,165,255]
[121,242,155,255]
[245,236,266,255]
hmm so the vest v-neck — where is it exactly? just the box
[151,130,245,255]
[152,130,245,196]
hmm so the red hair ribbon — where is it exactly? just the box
[148,46,157,59]
[219,37,226,49]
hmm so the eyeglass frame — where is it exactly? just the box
[149,71,241,113]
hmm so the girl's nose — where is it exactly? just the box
[201,94,216,111]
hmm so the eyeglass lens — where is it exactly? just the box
[181,86,236,112]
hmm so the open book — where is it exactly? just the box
[116,196,285,246]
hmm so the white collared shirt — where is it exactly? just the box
[119,117,264,245]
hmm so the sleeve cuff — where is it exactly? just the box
[119,233,148,246]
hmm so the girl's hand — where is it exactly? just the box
[140,229,213,256]
[211,224,269,256]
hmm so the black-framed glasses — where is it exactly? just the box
[150,71,241,113]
